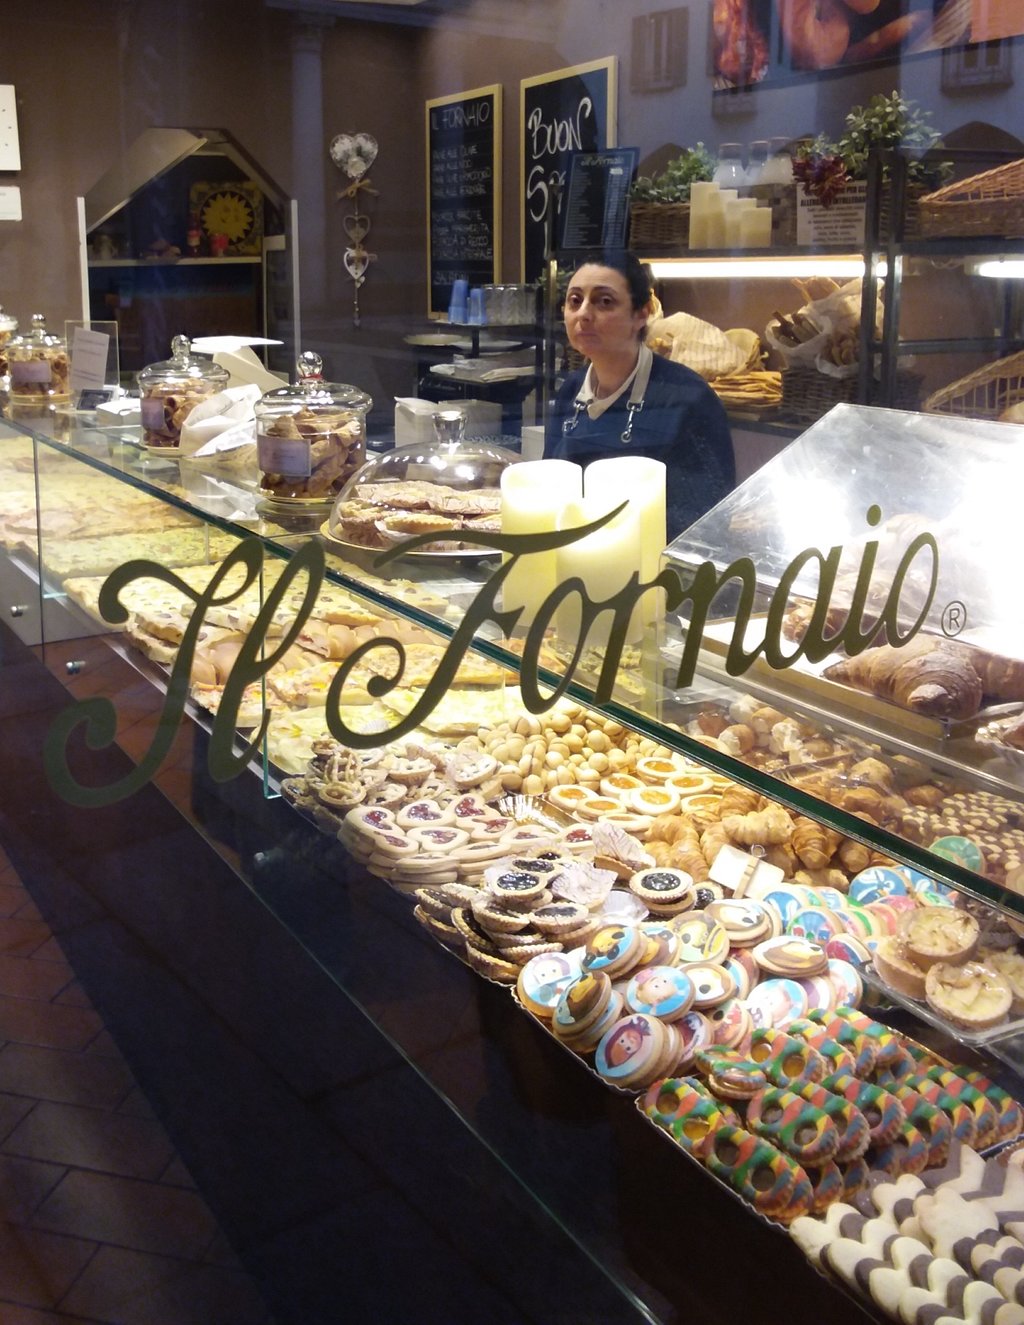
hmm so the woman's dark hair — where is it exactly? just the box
[573,249,653,311]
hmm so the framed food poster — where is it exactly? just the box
[713,0,996,89]
[520,58,616,284]
[425,84,502,318]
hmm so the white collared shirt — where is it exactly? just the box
[577,343,652,420]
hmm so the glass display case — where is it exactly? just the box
[6,398,1024,1323]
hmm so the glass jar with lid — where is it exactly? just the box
[8,313,70,402]
[137,335,229,449]
[713,143,745,189]
[759,138,795,185]
[255,351,370,503]
[0,307,16,384]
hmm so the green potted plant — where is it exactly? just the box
[629,144,716,247]
[793,93,949,231]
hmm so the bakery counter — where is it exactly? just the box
[0,617,877,1325]
[7,402,1024,925]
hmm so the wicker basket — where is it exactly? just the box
[919,159,1024,239]
[922,350,1024,420]
[628,202,690,249]
[780,367,921,427]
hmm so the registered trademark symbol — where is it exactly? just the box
[941,601,967,636]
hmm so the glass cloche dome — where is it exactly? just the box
[326,438,518,553]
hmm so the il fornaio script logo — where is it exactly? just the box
[44,503,938,807]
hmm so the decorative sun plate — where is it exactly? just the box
[188,181,264,255]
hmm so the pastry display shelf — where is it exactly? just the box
[2,406,1019,1325]
[7,400,1024,926]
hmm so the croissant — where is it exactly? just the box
[648,812,688,844]
[668,841,710,881]
[791,816,832,870]
[837,838,871,875]
[795,867,849,893]
[824,637,983,719]
[722,803,793,846]
[969,644,1024,703]
[700,822,731,868]
[717,723,756,756]
[718,783,762,818]
[905,784,945,809]
[840,786,884,817]
[645,840,675,866]
[761,843,798,876]
[848,757,894,792]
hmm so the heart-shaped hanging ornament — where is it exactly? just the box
[344,248,371,282]
[343,214,371,242]
[330,132,379,179]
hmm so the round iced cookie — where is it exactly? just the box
[669,911,729,965]
[746,978,809,1031]
[683,961,738,1009]
[787,907,845,943]
[674,1009,713,1070]
[705,898,773,946]
[552,971,613,1039]
[795,975,836,1017]
[708,997,753,1050]
[594,1012,665,1086]
[582,924,644,978]
[863,901,902,935]
[753,935,829,979]
[516,950,584,1018]
[827,957,864,1009]
[724,952,755,1001]
[816,887,851,911]
[849,866,910,905]
[758,885,808,928]
[826,934,874,965]
[842,903,880,941]
[626,965,695,1021]
[929,835,986,873]
[638,922,680,968]
[907,869,956,902]
[885,894,920,917]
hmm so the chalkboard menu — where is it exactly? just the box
[560,148,639,253]
[425,84,502,318]
[520,58,616,284]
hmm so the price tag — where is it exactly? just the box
[69,327,111,393]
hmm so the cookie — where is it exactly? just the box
[516,950,584,1017]
[746,1085,840,1166]
[626,965,695,1021]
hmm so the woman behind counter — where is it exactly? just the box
[544,250,735,541]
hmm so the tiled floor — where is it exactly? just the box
[0,842,274,1325]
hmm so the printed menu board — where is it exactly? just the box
[425,84,502,318]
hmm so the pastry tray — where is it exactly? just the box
[861,962,1024,1054]
[694,617,1020,742]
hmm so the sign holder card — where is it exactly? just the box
[559,147,639,254]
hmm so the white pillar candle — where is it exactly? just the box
[703,196,726,250]
[585,455,666,628]
[500,458,582,629]
[688,182,720,251]
[725,197,758,248]
[554,457,667,651]
[740,204,773,248]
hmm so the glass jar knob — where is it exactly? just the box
[297,351,324,382]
